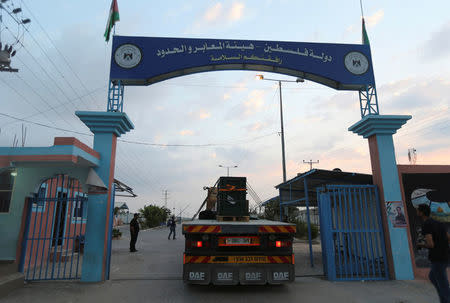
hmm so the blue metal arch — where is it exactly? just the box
[107,35,379,117]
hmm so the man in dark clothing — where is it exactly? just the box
[129,213,140,252]
[417,204,449,303]
[168,215,176,240]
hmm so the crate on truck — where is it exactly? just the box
[182,176,296,285]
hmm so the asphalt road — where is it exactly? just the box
[110,224,184,279]
[2,224,438,303]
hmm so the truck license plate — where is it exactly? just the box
[226,237,251,245]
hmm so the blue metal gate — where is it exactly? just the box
[19,175,88,281]
[319,185,388,281]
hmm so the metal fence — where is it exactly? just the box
[319,185,388,281]
[20,175,87,281]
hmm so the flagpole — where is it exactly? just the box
[359,0,365,19]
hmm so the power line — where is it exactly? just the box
[2,6,91,110]
[21,1,101,110]
[13,73,77,128]
[0,111,280,147]
[0,112,91,136]
[2,22,89,120]
[0,85,106,129]
[0,77,59,128]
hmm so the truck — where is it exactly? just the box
[182,176,296,285]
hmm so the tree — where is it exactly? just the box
[262,198,299,222]
[139,204,171,228]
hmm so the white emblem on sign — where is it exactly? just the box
[114,44,142,69]
[344,51,369,75]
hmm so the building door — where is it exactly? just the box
[52,192,68,247]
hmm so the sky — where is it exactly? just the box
[0,0,449,217]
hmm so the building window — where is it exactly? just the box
[0,169,16,213]
[73,193,87,220]
[33,183,48,211]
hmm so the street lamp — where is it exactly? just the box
[218,165,238,176]
[256,74,304,182]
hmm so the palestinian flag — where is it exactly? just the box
[104,0,120,42]
[362,18,370,45]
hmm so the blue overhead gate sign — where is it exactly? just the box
[110,36,375,91]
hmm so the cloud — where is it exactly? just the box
[179,130,194,136]
[365,9,384,28]
[190,109,211,120]
[245,119,274,132]
[347,9,384,33]
[243,89,266,115]
[420,21,450,60]
[188,1,246,33]
[229,2,245,21]
[204,2,223,23]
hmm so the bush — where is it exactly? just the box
[293,220,319,240]
[139,204,171,228]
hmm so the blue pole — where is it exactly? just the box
[19,198,33,273]
[304,178,314,267]
[106,184,115,280]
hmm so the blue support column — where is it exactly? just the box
[76,111,134,282]
[279,188,283,222]
[304,178,314,267]
[349,115,414,280]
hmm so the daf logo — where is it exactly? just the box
[344,51,369,75]
[189,272,205,281]
[217,272,233,280]
[245,272,262,281]
[273,272,289,280]
[114,44,142,69]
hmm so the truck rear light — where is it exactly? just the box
[186,240,208,248]
[270,240,292,248]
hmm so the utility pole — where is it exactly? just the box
[303,159,319,170]
[162,190,169,208]
[256,74,304,182]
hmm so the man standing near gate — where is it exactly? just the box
[129,213,140,252]
[168,215,176,240]
[417,204,449,303]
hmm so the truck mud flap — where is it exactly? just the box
[183,264,210,285]
[239,267,267,285]
[267,265,295,284]
[212,267,239,285]
[184,264,294,285]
